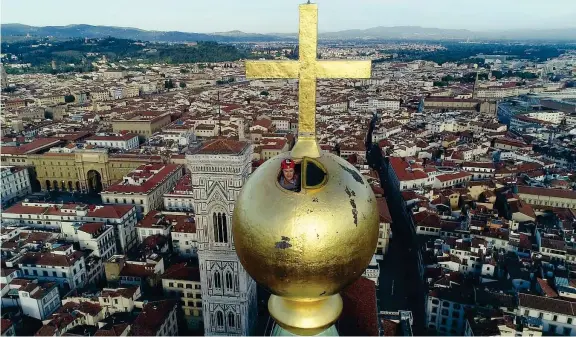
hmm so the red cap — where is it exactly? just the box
[281,159,295,170]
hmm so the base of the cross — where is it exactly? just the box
[291,137,321,159]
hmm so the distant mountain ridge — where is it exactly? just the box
[2,23,575,42]
[0,24,289,42]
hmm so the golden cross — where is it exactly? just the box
[245,3,371,158]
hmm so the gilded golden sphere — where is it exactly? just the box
[233,152,379,300]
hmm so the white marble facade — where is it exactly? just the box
[187,140,258,336]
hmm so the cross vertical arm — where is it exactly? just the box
[291,3,321,158]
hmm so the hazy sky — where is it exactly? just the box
[2,0,575,33]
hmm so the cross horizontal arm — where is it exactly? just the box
[315,60,372,79]
[245,61,299,79]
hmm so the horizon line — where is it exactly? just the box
[2,22,576,36]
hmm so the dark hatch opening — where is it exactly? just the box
[304,159,327,189]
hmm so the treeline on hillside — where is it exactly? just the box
[1,37,249,74]
[374,42,574,65]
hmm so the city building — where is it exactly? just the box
[101,164,184,215]
[388,157,433,191]
[163,173,195,212]
[518,293,575,336]
[161,263,203,317]
[1,279,61,320]
[28,149,163,193]
[517,186,576,210]
[376,197,392,255]
[112,113,172,140]
[131,300,179,336]
[0,166,32,207]
[18,245,86,291]
[61,222,116,260]
[3,202,138,253]
[85,133,140,150]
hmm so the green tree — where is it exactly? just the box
[260,91,269,96]
[179,82,187,88]
[64,95,75,103]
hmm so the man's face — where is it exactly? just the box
[282,167,295,181]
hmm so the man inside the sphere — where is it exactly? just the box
[279,159,300,191]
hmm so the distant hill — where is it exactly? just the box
[318,26,576,41]
[2,23,575,42]
[320,26,473,40]
[0,24,291,42]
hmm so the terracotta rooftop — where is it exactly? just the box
[0,138,62,155]
[377,197,392,223]
[19,251,83,268]
[131,300,177,336]
[192,138,248,155]
[338,277,379,336]
[103,164,182,194]
[518,186,576,200]
[161,262,200,282]
[518,293,576,316]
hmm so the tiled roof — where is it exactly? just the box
[389,157,428,181]
[78,222,106,235]
[19,251,83,267]
[518,293,576,316]
[161,262,200,282]
[377,197,392,223]
[192,138,248,155]
[132,300,177,336]
[435,171,471,182]
[0,138,62,155]
[518,186,576,200]
[103,164,182,194]
[339,277,379,336]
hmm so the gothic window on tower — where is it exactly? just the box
[225,271,233,291]
[216,311,224,328]
[228,312,236,328]
[213,212,228,243]
[214,271,222,289]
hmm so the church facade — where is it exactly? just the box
[187,139,258,336]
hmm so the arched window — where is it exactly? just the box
[213,213,219,242]
[221,214,228,243]
[218,213,225,243]
[216,311,224,327]
[213,212,228,243]
[214,271,222,289]
[225,271,233,291]
[228,312,235,328]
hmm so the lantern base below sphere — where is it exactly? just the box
[268,294,343,336]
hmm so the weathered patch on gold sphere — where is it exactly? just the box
[233,152,379,300]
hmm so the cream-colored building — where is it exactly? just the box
[377,198,392,255]
[161,263,202,317]
[112,113,172,139]
[28,149,163,193]
[518,186,576,210]
[101,164,184,215]
[35,95,65,106]
[90,89,111,101]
